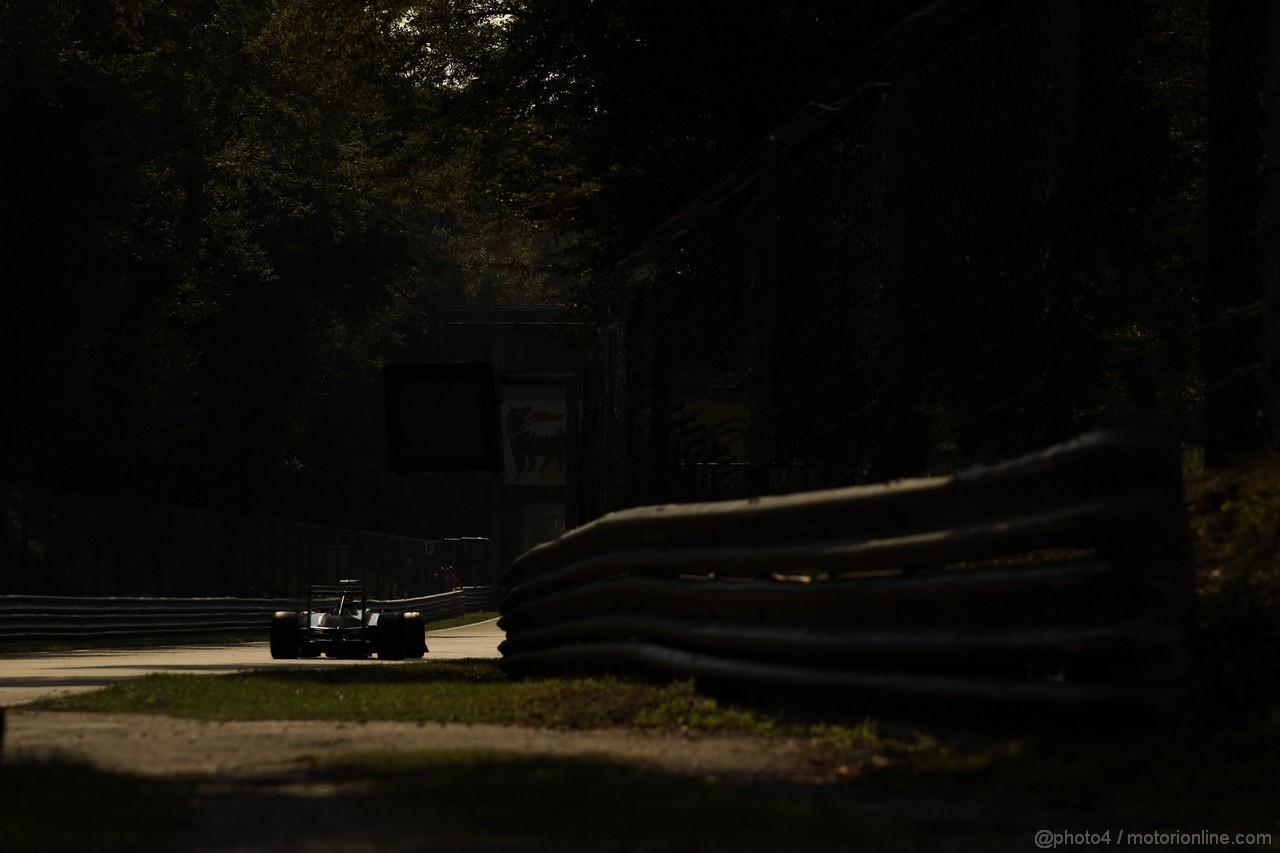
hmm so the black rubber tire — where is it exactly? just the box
[269,611,301,659]
[403,612,427,659]
[376,611,405,660]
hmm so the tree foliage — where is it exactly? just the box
[0,0,929,529]
[474,1,933,292]
[21,0,1160,531]
[0,0,556,524]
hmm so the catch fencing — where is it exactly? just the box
[579,0,1279,519]
[1,484,441,600]
[0,586,502,645]
[501,422,1191,716]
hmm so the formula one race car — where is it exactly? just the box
[269,579,427,660]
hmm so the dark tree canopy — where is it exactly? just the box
[4,0,1210,533]
[0,0,525,523]
[479,1,934,279]
[0,0,926,531]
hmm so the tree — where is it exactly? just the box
[0,0,962,527]
[473,1,935,296]
[0,0,555,527]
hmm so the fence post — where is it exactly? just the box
[1264,1,1280,449]
[19,488,30,594]
[873,40,919,482]
[747,136,778,496]
[622,260,669,507]
[1205,0,1266,465]
[648,265,673,506]
[1043,0,1080,445]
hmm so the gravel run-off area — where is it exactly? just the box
[7,709,882,852]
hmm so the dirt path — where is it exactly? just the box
[5,709,833,782]
[6,709,876,852]
[7,710,1074,852]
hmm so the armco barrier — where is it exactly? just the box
[498,422,1192,716]
[0,586,501,645]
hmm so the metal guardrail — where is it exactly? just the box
[498,422,1192,717]
[0,587,502,645]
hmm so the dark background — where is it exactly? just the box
[0,0,929,533]
[2,0,1275,595]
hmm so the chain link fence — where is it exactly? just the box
[580,0,1278,518]
[2,484,431,599]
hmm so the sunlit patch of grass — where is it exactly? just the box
[0,757,188,851]
[423,610,500,631]
[33,661,896,751]
[32,662,789,732]
[806,716,883,748]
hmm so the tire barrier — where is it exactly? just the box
[0,587,501,645]
[498,422,1192,718]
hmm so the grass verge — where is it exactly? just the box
[423,610,500,631]
[32,661,797,733]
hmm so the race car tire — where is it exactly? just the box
[403,612,427,659]
[376,611,405,660]
[270,611,301,659]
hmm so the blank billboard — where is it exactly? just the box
[383,363,502,472]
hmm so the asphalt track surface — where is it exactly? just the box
[0,617,505,707]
